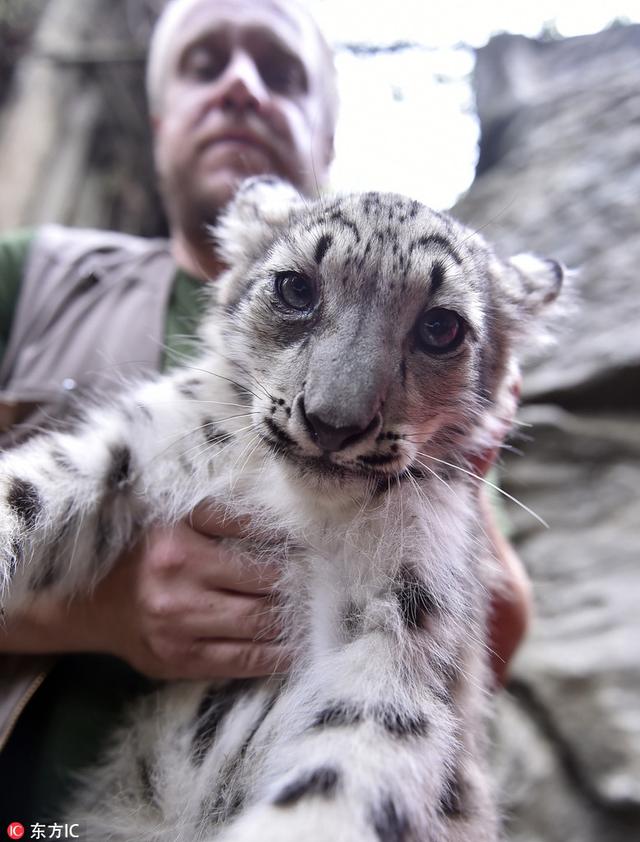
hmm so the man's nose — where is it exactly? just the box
[217,50,268,113]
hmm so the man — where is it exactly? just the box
[0,0,529,822]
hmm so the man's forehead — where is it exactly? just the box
[171,0,308,54]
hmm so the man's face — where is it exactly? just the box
[153,0,333,228]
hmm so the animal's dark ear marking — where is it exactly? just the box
[273,767,340,807]
[8,478,42,529]
[507,253,566,312]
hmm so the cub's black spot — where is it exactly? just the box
[329,210,360,243]
[343,600,362,638]
[273,766,340,807]
[375,705,429,738]
[106,446,131,490]
[138,757,158,807]
[191,681,246,767]
[8,479,42,529]
[440,770,466,818]
[357,452,399,466]
[399,358,407,388]
[263,416,295,447]
[411,235,462,266]
[312,702,362,730]
[395,566,436,630]
[314,233,333,265]
[225,788,245,821]
[430,261,446,294]
[51,447,80,474]
[371,796,411,842]
[208,691,278,824]
[400,465,428,483]
[178,378,202,399]
[202,418,233,447]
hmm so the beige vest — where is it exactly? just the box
[0,224,176,751]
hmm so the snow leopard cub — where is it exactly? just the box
[0,177,563,841]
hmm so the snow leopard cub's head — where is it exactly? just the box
[208,176,564,488]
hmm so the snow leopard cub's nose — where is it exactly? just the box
[300,399,381,453]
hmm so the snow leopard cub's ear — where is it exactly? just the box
[497,252,572,350]
[505,253,565,313]
[214,176,306,267]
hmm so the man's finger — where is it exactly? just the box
[182,641,291,680]
[180,594,282,641]
[188,501,250,538]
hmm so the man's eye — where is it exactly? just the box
[260,57,307,95]
[183,46,227,82]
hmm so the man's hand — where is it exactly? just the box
[0,503,288,680]
[0,496,530,686]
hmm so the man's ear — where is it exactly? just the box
[213,176,306,266]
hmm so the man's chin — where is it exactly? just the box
[196,163,289,210]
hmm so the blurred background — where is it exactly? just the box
[1,1,639,839]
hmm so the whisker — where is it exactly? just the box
[415,451,548,528]
[179,364,267,403]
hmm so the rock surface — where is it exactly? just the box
[454,25,640,841]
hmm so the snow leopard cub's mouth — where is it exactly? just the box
[258,394,412,482]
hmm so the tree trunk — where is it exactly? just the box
[0,0,166,235]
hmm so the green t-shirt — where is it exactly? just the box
[0,228,206,376]
[0,229,207,824]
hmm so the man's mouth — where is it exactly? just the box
[201,131,274,156]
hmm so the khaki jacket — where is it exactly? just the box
[0,224,176,751]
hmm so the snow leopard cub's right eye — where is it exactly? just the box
[415,307,466,355]
[274,271,316,312]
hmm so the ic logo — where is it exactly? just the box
[6,824,24,840]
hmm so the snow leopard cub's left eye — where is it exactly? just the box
[274,271,316,312]
[416,307,466,354]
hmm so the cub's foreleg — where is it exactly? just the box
[213,496,498,842]
[0,369,238,611]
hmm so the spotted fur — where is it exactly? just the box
[0,177,564,841]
